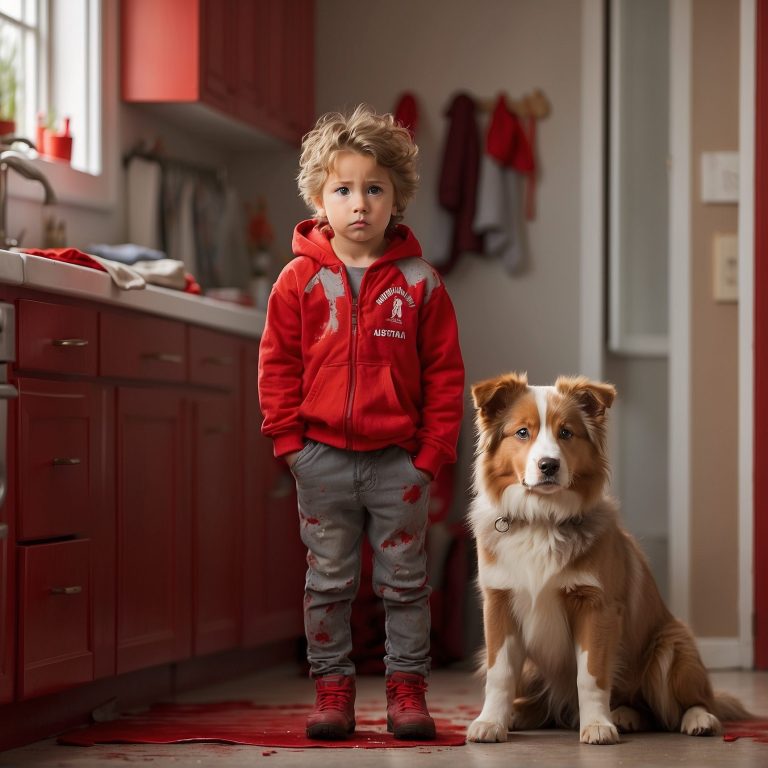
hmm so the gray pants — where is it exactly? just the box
[292,440,432,678]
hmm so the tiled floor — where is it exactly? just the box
[2,665,768,767]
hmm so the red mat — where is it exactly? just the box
[723,720,768,744]
[58,701,469,749]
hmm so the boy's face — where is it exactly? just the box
[314,151,397,258]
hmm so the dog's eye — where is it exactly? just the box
[515,428,530,440]
[559,427,573,440]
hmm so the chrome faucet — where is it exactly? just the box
[0,150,57,249]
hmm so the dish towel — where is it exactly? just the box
[22,248,146,290]
[127,157,163,249]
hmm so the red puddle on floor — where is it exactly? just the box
[58,701,468,749]
[723,720,768,744]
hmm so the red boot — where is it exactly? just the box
[306,674,356,740]
[386,671,436,740]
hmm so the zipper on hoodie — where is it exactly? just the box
[343,263,374,450]
[345,296,358,448]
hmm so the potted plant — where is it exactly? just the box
[0,38,17,136]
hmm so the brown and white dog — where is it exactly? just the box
[466,372,749,744]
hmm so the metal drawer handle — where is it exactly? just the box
[52,457,82,466]
[141,352,183,364]
[202,355,234,366]
[52,338,89,347]
[0,522,8,540]
[50,585,83,596]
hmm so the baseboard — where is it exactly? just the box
[696,636,747,669]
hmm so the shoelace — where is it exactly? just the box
[316,683,352,711]
[387,679,428,712]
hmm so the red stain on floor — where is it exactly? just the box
[402,485,421,503]
[723,720,768,744]
[57,701,468,749]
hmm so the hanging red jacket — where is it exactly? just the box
[258,220,465,480]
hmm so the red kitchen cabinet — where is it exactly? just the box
[16,300,97,377]
[115,388,191,674]
[0,512,12,704]
[241,341,266,645]
[236,0,315,144]
[241,341,304,646]
[121,0,315,145]
[17,539,94,699]
[191,391,241,655]
[16,379,98,542]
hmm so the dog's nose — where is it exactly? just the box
[538,457,560,477]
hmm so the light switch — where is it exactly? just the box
[701,152,739,203]
[713,233,738,302]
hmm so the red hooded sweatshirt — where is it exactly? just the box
[258,220,465,479]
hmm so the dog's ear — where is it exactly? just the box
[555,376,616,419]
[472,372,529,422]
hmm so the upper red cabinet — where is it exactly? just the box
[121,0,315,146]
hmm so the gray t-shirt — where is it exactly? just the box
[345,265,366,298]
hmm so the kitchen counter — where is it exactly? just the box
[0,249,266,338]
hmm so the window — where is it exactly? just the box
[1,0,114,208]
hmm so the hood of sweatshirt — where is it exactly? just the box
[291,219,423,267]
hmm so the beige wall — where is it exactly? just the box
[689,0,741,637]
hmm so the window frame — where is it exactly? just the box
[6,0,117,211]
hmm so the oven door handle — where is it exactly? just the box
[0,384,18,511]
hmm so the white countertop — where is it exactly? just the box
[0,249,266,338]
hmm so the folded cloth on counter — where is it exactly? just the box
[88,243,167,264]
[130,258,186,290]
[22,247,146,290]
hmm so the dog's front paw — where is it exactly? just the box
[580,721,620,745]
[467,718,508,743]
[680,706,722,736]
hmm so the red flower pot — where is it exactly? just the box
[43,129,72,162]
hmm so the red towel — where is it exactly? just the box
[22,247,107,272]
[24,247,202,295]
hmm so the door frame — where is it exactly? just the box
[751,0,766,669]
[582,0,757,667]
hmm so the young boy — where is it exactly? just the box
[258,104,464,741]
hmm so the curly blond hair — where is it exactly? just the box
[297,104,419,225]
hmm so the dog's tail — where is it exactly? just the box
[713,691,757,722]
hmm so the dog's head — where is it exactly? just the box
[471,372,616,508]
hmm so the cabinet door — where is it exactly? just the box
[200,0,235,112]
[16,379,97,541]
[115,388,191,674]
[18,539,94,699]
[235,0,271,128]
[279,0,315,142]
[0,516,12,704]
[191,391,241,655]
[241,342,304,646]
